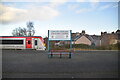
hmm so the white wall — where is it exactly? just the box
[75,36,91,45]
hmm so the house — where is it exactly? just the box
[72,30,120,46]
[72,34,92,45]
[101,30,120,46]
[115,29,120,43]
[44,30,120,47]
[56,30,101,46]
[72,30,101,46]
[91,35,101,46]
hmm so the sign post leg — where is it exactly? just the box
[69,52,71,58]
[48,30,50,58]
[69,30,72,58]
[60,52,62,58]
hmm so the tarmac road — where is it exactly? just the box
[2,50,119,78]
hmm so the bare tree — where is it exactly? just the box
[12,21,35,36]
[26,22,35,36]
[12,27,27,36]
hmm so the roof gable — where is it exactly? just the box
[76,35,91,42]
[75,35,92,45]
[72,35,94,41]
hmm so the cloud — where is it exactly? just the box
[1,0,120,2]
[75,8,92,14]
[76,0,119,2]
[68,4,79,10]
[89,0,99,8]
[112,4,118,8]
[26,5,59,20]
[76,0,85,2]
[99,4,112,11]
[1,0,118,24]
[0,4,59,24]
[71,0,99,14]
[48,0,68,8]
[89,0,99,2]
[1,0,49,2]
[99,3,118,11]
[0,5,27,24]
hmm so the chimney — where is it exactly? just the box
[101,32,103,36]
[81,30,85,35]
[112,32,114,34]
[104,32,107,34]
[76,32,80,36]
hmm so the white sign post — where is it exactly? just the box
[48,30,72,58]
[49,30,71,40]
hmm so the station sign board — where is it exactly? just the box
[49,30,71,40]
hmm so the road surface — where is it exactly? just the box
[2,50,118,78]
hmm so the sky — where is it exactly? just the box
[0,0,119,38]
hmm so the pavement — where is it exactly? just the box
[2,50,119,78]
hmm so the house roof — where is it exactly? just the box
[91,35,101,40]
[72,35,82,41]
[72,34,101,43]
[72,34,94,42]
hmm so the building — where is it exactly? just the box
[44,30,120,47]
[72,30,101,46]
[91,35,101,46]
[101,30,120,46]
[72,35,92,45]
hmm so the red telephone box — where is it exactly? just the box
[26,38,32,48]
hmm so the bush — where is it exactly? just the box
[72,44,91,49]
[96,46,106,50]
[96,43,119,50]
[50,44,92,50]
[108,43,119,50]
[49,42,120,50]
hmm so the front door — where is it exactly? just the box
[26,38,32,48]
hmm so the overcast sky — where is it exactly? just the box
[0,0,119,38]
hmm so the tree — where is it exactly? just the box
[12,21,35,36]
[12,27,27,36]
[26,22,35,36]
